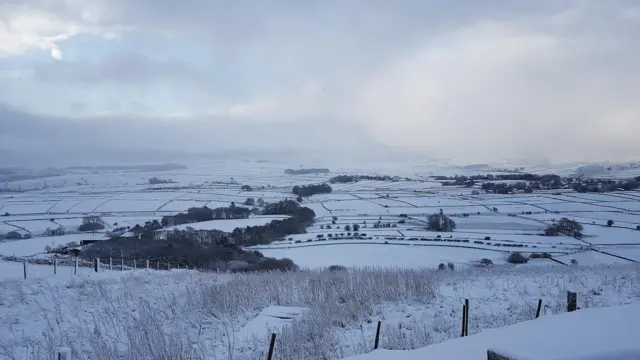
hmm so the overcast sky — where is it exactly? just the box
[1,0,639,165]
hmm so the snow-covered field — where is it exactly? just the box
[1,160,640,359]
[1,161,638,263]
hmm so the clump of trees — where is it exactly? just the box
[161,206,252,227]
[573,178,639,193]
[426,212,456,232]
[241,185,253,191]
[544,218,583,238]
[244,198,256,206]
[292,183,332,197]
[80,236,297,272]
[78,215,105,232]
[148,177,175,185]
[329,174,394,184]
[157,200,317,247]
[529,252,552,259]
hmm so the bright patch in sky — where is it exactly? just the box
[51,46,62,60]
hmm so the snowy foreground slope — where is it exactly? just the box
[344,303,640,360]
[0,264,639,360]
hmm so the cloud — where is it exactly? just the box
[345,4,640,163]
[0,1,129,57]
[2,1,640,164]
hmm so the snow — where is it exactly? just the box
[167,215,289,232]
[343,303,640,360]
[254,243,509,269]
[235,306,307,345]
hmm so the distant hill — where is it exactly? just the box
[284,168,330,175]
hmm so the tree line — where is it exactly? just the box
[292,183,332,197]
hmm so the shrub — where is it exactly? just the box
[570,259,578,265]
[327,265,347,272]
[3,212,9,216]
[607,220,614,227]
[78,215,105,232]
[243,198,256,206]
[508,252,529,264]
[253,257,297,272]
[484,236,491,241]
[637,225,640,230]
[447,262,455,270]
[479,258,493,266]
[4,231,22,240]
[437,263,446,271]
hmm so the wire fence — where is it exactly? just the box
[1,256,206,279]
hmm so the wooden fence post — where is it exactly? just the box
[146,259,150,269]
[74,257,78,275]
[461,304,466,337]
[121,258,124,271]
[23,261,27,279]
[465,298,470,336]
[56,347,71,360]
[535,299,543,318]
[567,291,577,312]
[374,320,382,349]
[53,257,57,275]
[266,333,277,360]
[156,261,160,270]
[95,258,100,272]
[133,259,137,270]
[109,257,113,271]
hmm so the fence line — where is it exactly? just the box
[13,259,580,359]
[4,256,204,279]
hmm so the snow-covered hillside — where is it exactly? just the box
[0,264,638,360]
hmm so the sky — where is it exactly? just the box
[1,0,640,166]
